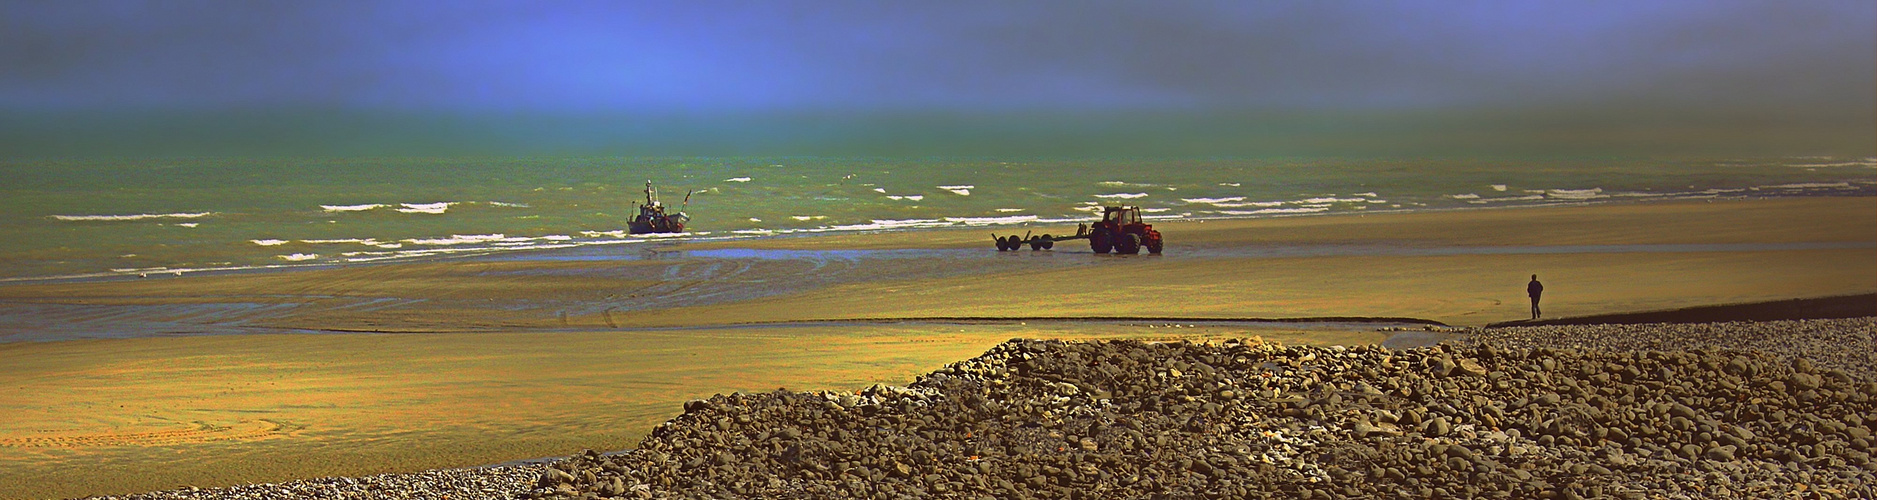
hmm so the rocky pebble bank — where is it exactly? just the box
[1459,318,1875,382]
[80,317,1875,499]
[79,466,543,500]
[526,317,1875,499]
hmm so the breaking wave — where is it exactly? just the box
[52,212,214,221]
[396,202,455,214]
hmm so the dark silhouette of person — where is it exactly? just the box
[1527,274,1544,320]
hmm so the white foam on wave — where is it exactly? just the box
[1491,185,1508,192]
[581,230,629,238]
[873,188,887,193]
[1353,192,1378,197]
[1215,207,1330,216]
[1785,160,1877,168]
[403,233,506,245]
[791,215,826,221]
[1218,182,1241,187]
[397,202,455,214]
[278,253,319,262]
[1180,197,1246,204]
[725,177,752,182]
[886,195,925,201]
[828,219,951,231]
[321,204,384,212]
[1095,193,1149,199]
[52,212,214,221]
[944,215,1038,225]
[938,185,973,196]
[340,243,579,263]
[1299,197,1369,203]
[174,223,199,228]
[1761,182,1854,189]
[299,238,406,249]
[1546,188,1605,200]
[1449,193,1481,200]
[488,201,530,208]
[1473,195,1547,203]
[1209,200,1285,208]
[251,239,289,246]
[994,208,1025,213]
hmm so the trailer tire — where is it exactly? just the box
[1040,237,1054,250]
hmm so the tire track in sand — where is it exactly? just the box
[0,419,287,448]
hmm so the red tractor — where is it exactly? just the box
[991,205,1163,255]
[1088,205,1163,255]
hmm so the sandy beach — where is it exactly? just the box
[0,197,1872,499]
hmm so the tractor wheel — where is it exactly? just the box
[1090,230,1112,254]
[1118,233,1142,254]
[1146,236,1163,254]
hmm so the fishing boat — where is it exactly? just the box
[629,180,690,234]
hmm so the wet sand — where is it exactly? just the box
[0,324,1373,499]
[0,196,1872,499]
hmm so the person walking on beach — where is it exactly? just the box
[1527,274,1544,320]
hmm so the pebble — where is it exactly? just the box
[88,317,1877,500]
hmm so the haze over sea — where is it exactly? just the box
[5,156,1871,283]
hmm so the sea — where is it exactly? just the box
[2,156,1872,282]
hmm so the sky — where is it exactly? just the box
[1,1,1873,157]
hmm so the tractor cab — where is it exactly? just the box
[1102,206,1143,226]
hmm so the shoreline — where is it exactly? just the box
[1,193,1865,287]
[1,196,1870,344]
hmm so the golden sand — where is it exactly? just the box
[0,324,1362,499]
[0,197,1871,499]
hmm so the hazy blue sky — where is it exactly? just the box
[2,1,1872,157]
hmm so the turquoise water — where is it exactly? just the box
[1,156,1871,281]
